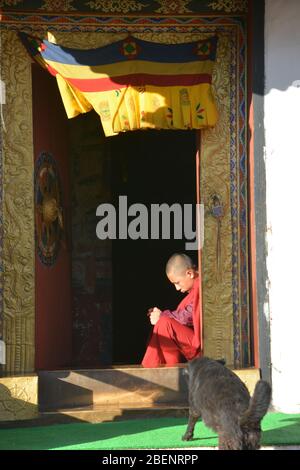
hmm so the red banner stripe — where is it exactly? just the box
[63,73,212,92]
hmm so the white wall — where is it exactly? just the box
[265,0,300,412]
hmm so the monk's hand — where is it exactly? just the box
[149,307,162,325]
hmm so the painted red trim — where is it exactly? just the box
[196,130,204,354]
[64,73,212,92]
[247,1,260,369]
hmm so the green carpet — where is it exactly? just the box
[0,413,299,450]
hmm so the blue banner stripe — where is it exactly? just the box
[40,36,218,66]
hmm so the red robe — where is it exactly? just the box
[175,277,202,350]
[141,277,202,367]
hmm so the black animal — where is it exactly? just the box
[182,357,272,450]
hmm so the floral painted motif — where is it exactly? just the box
[196,103,205,120]
[120,38,140,59]
[194,40,212,58]
[98,101,111,121]
[40,0,76,10]
[121,115,130,129]
[85,0,149,13]
[208,0,247,13]
[180,88,190,106]
[154,0,192,14]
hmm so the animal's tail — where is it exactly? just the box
[240,380,272,427]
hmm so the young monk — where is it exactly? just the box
[141,253,202,367]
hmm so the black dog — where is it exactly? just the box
[182,357,272,450]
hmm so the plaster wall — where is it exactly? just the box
[265,0,300,412]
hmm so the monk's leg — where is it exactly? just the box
[158,317,197,363]
[142,316,197,367]
[141,319,175,367]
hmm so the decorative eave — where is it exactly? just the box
[0,0,248,32]
[0,0,248,19]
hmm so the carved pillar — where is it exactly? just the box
[1,31,35,373]
[201,32,234,364]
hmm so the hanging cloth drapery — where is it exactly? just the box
[19,33,219,137]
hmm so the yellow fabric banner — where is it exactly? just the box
[20,33,219,136]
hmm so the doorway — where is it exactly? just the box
[109,129,197,364]
[33,65,198,368]
[2,16,252,375]
[68,110,198,366]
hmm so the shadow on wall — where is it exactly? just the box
[0,383,38,423]
[251,0,300,95]
[264,0,300,94]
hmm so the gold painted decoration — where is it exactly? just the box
[0,376,38,421]
[201,32,234,365]
[154,0,193,14]
[85,0,148,12]
[2,30,35,374]
[0,0,248,14]
[47,31,127,49]
[208,0,247,13]
[40,0,76,10]
[208,194,225,281]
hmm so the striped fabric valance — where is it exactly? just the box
[20,33,219,137]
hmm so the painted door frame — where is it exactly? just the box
[0,2,258,373]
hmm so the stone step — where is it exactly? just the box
[38,364,188,411]
[42,403,189,424]
[0,403,188,428]
[38,364,260,412]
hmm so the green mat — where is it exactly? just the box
[0,413,299,450]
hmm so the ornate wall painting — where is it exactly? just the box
[0,0,247,15]
[0,1,249,371]
[1,29,35,373]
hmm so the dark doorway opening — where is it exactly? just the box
[109,129,197,364]
[69,111,198,366]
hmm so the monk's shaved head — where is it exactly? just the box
[166,253,195,276]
